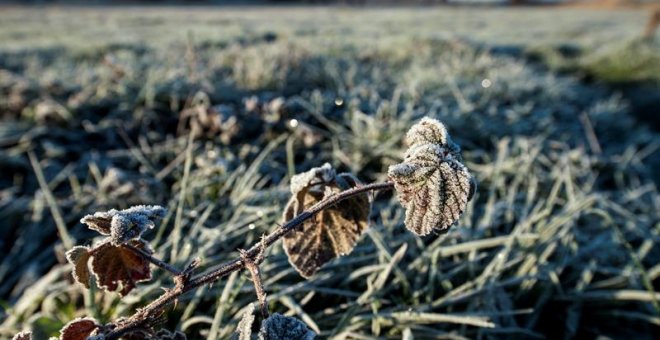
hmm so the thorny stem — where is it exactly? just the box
[104,181,394,339]
[240,242,269,319]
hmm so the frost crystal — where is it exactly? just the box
[388,118,476,236]
[80,205,166,245]
[289,162,335,195]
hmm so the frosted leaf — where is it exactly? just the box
[389,119,476,236]
[405,117,463,161]
[65,246,92,288]
[283,165,371,278]
[80,205,166,245]
[59,318,98,340]
[406,117,450,147]
[90,239,153,296]
[258,314,315,340]
[234,303,255,340]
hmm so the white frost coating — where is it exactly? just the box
[80,205,167,245]
[405,117,449,147]
[388,117,476,236]
[289,162,335,194]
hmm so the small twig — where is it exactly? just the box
[124,243,182,276]
[104,181,394,339]
[240,248,269,319]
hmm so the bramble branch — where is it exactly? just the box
[104,181,394,339]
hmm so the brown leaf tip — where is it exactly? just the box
[80,205,166,245]
[388,117,477,236]
[65,246,92,288]
[59,317,99,340]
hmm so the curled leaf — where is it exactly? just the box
[59,318,99,340]
[388,118,476,236]
[282,163,371,278]
[258,313,315,340]
[80,205,166,245]
[90,239,153,296]
[65,246,92,288]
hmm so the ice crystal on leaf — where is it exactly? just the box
[388,118,476,236]
[80,205,166,246]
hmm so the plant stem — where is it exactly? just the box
[240,247,269,319]
[104,181,394,339]
[124,243,183,276]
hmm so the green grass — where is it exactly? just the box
[0,5,658,339]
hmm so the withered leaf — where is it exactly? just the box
[80,212,112,235]
[59,318,98,340]
[388,118,476,236]
[90,239,153,296]
[282,164,371,278]
[65,246,92,288]
[258,313,315,340]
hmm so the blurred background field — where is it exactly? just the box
[0,2,659,339]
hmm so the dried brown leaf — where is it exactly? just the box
[65,246,92,289]
[282,164,371,278]
[59,318,98,340]
[80,213,112,235]
[90,239,153,296]
[388,118,476,236]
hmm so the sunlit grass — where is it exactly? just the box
[0,5,658,339]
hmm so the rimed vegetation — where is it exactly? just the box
[1,6,658,339]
